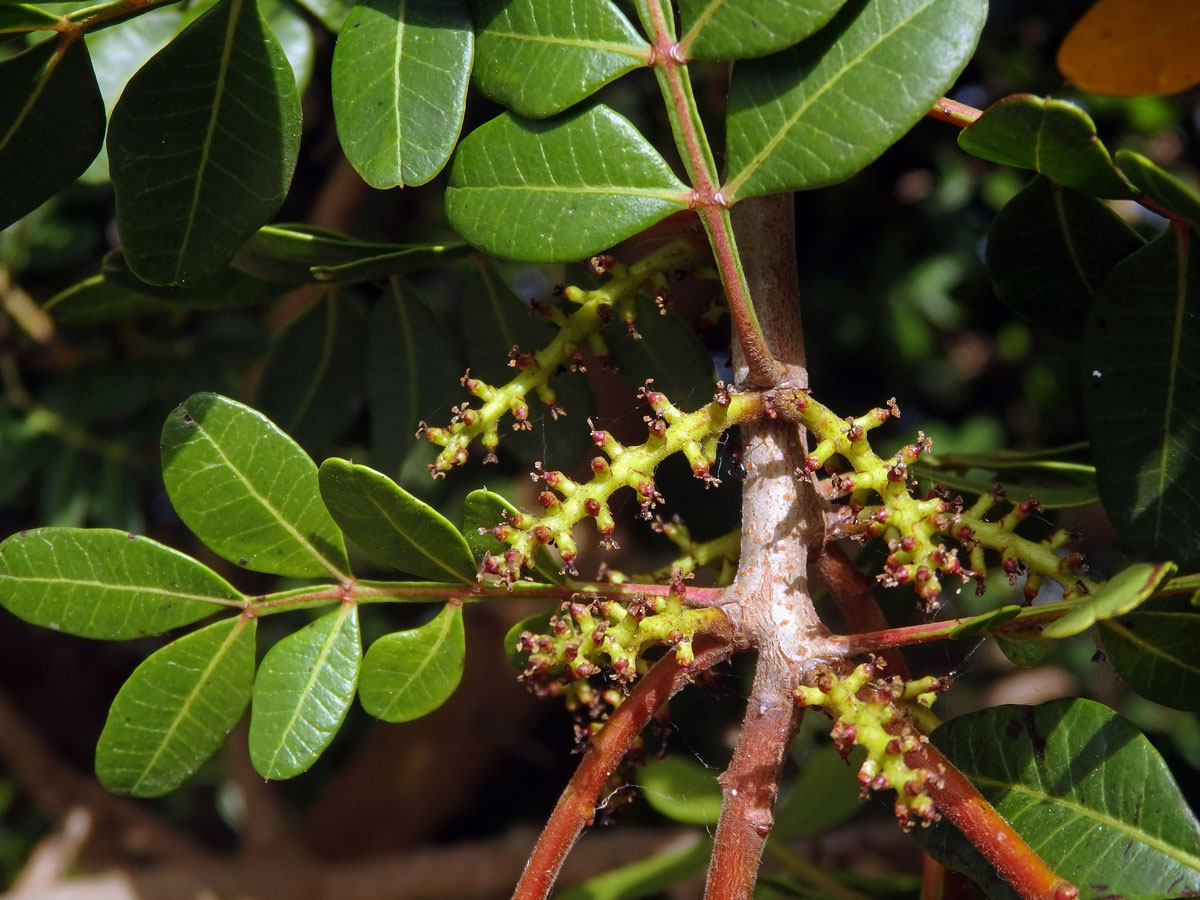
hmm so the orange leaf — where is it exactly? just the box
[1057,0,1200,97]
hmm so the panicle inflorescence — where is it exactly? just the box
[420,240,702,475]
[794,661,948,831]
[773,389,1095,608]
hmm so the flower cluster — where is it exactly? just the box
[794,661,948,830]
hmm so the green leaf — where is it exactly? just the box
[445,105,690,261]
[921,700,1200,900]
[946,605,1022,640]
[161,393,350,579]
[249,604,360,779]
[108,0,302,286]
[678,0,846,60]
[367,281,463,474]
[462,489,563,584]
[290,0,351,31]
[318,458,475,582]
[958,95,1134,198]
[0,527,241,639]
[638,754,723,826]
[985,176,1145,339]
[469,0,648,118]
[332,0,472,188]
[255,294,368,453]
[1043,561,1177,639]
[910,462,1099,510]
[231,223,454,284]
[358,603,464,722]
[723,0,985,201]
[503,609,553,669]
[96,616,256,796]
[1083,230,1200,568]
[996,630,1048,668]
[102,249,281,307]
[0,37,106,229]
[1116,149,1200,229]
[1100,612,1200,712]
[43,275,167,326]
[772,743,863,838]
[555,839,712,900]
[260,0,314,89]
[0,5,62,34]
[604,296,716,408]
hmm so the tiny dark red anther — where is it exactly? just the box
[904,780,922,797]
[584,498,602,516]
[591,429,609,446]
[873,508,890,523]
[1002,557,1019,575]
[847,424,865,442]
[1065,552,1086,571]
[637,480,655,498]
[886,738,903,755]
[647,419,666,438]
[887,464,907,482]
[591,456,608,473]
[956,525,974,541]
[803,457,821,473]
[538,491,557,508]
[900,536,916,552]
[1053,884,1079,900]
[872,773,890,791]
[816,671,836,693]
[893,566,912,584]
[533,526,552,544]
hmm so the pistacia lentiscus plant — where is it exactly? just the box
[2,1,1200,899]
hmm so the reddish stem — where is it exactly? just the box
[814,545,908,678]
[926,97,982,128]
[907,741,1077,900]
[511,633,734,900]
[704,657,801,900]
[833,610,1059,655]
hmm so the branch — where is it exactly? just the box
[813,544,908,678]
[926,97,982,128]
[906,740,1077,900]
[511,633,734,900]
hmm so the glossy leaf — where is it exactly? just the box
[445,105,690,261]
[910,463,1098,510]
[1043,561,1177,639]
[359,603,464,722]
[985,177,1144,338]
[249,605,360,779]
[1057,0,1200,98]
[260,0,314,88]
[604,296,716,408]
[921,700,1200,900]
[1115,150,1200,230]
[773,743,862,838]
[461,261,594,468]
[318,458,475,582]
[332,0,472,188]
[0,527,240,639]
[1101,612,1200,712]
[161,393,350,579]
[367,281,463,474]
[678,0,846,60]
[723,0,985,201]
[462,489,563,584]
[0,37,106,229]
[957,95,1133,198]
[469,0,648,118]
[255,294,368,453]
[107,0,302,285]
[1083,230,1200,568]
[0,5,60,33]
[96,616,256,796]
[638,754,722,826]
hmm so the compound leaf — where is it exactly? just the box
[1042,561,1176,639]
[256,294,368,454]
[96,616,256,796]
[1115,150,1200,230]
[161,393,350,579]
[249,605,360,779]
[0,37,106,229]
[723,0,985,201]
[469,0,648,118]
[358,602,464,722]
[678,0,846,60]
[1100,612,1200,713]
[958,95,1133,198]
[108,0,302,286]
[986,176,1144,338]
[1057,0,1200,98]
[445,105,690,261]
[0,527,240,639]
[318,458,475,583]
[332,0,472,188]
[1083,230,1200,568]
[921,700,1200,900]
